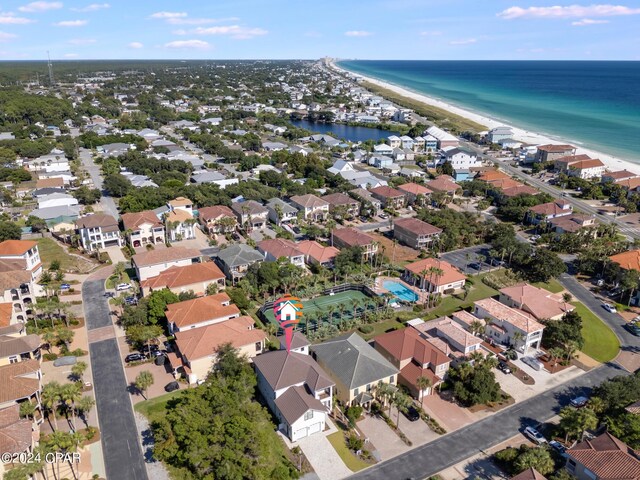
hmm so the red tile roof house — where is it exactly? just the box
[397,182,433,206]
[564,432,640,480]
[403,258,466,295]
[331,227,378,259]
[393,217,442,250]
[534,144,576,163]
[321,192,361,219]
[165,292,240,334]
[296,240,339,268]
[197,205,237,234]
[526,199,573,225]
[473,298,545,353]
[510,468,548,480]
[374,327,450,399]
[257,239,305,268]
[131,247,201,282]
[140,261,226,297]
[289,194,330,222]
[408,316,483,358]
[173,315,266,384]
[121,210,165,247]
[426,175,460,196]
[602,170,640,183]
[253,350,334,442]
[499,283,574,321]
[369,186,406,210]
[0,241,42,280]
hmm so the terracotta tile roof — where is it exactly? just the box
[398,183,433,196]
[528,200,572,216]
[290,194,329,209]
[610,250,640,272]
[370,186,405,199]
[405,258,466,286]
[426,176,459,193]
[537,144,575,153]
[321,192,358,206]
[478,171,510,182]
[175,315,266,361]
[296,240,339,264]
[375,327,449,367]
[0,334,41,359]
[252,350,334,392]
[332,227,374,248]
[569,159,605,170]
[0,359,40,404]
[568,432,640,480]
[132,247,201,267]
[0,404,33,455]
[166,209,193,222]
[168,197,192,207]
[475,298,544,333]
[274,385,326,425]
[616,177,640,190]
[0,241,37,256]
[604,170,639,181]
[166,292,239,329]
[501,185,539,197]
[121,210,162,230]
[452,310,481,327]
[198,205,235,223]
[487,178,521,190]
[141,261,224,291]
[427,317,482,349]
[500,283,574,320]
[399,360,441,391]
[626,400,640,414]
[0,303,12,327]
[394,217,442,236]
[554,154,592,165]
[258,238,304,259]
[75,213,119,230]
[511,468,548,480]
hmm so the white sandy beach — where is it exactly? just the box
[330,61,640,175]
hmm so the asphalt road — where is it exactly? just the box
[349,363,625,480]
[83,279,148,480]
[79,147,119,219]
[440,244,495,275]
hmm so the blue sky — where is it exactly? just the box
[0,1,639,60]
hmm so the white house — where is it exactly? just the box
[37,193,78,210]
[487,126,514,144]
[442,147,480,170]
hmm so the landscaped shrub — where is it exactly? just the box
[346,434,364,452]
[358,324,373,334]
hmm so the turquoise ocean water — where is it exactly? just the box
[338,60,640,163]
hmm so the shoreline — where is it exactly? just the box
[329,60,640,175]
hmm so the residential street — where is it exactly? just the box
[79,147,119,218]
[349,363,625,480]
[84,278,148,480]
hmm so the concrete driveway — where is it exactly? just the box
[358,413,409,461]
[295,420,352,480]
[496,364,584,403]
[422,393,475,432]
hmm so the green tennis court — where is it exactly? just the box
[263,290,377,327]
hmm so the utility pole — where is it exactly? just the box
[47,51,54,86]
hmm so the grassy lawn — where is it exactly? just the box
[106,271,131,289]
[572,302,620,363]
[36,237,95,273]
[134,390,186,423]
[359,317,404,341]
[424,275,498,321]
[326,432,370,472]
[533,279,564,294]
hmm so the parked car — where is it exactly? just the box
[524,426,547,444]
[497,361,512,374]
[625,321,640,336]
[602,303,617,313]
[469,262,481,270]
[60,283,71,290]
[403,405,420,422]
[116,283,132,291]
[125,353,145,363]
[165,381,180,392]
[522,356,544,371]
[379,213,389,219]
[570,396,589,408]
[104,291,115,298]
[124,296,137,305]
[549,440,567,454]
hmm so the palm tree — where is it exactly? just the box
[562,292,573,304]
[59,382,82,432]
[393,391,411,428]
[41,381,62,431]
[548,347,564,368]
[75,396,95,428]
[511,331,525,352]
[469,320,485,337]
[70,361,87,383]
[375,383,395,413]
[416,376,432,408]
[135,371,154,400]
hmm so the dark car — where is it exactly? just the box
[497,361,512,374]
[469,262,481,270]
[549,440,567,454]
[625,322,640,336]
[165,381,180,392]
[403,405,420,422]
[125,353,145,363]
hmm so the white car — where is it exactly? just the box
[524,426,547,445]
[602,303,617,313]
[116,283,132,291]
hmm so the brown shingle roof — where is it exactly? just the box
[568,432,640,480]
[501,185,539,197]
[165,292,240,329]
[537,144,575,153]
[370,186,405,198]
[230,200,268,216]
[321,192,358,206]
[198,205,235,223]
[140,262,225,291]
[75,213,119,230]
[0,334,41,359]
[394,217,442,236]
[252,350,334,392]
[426,176,459,193]
[0,241,37,256]
[0,359,40,404]
[528,200,571,216]
[375,327,449,367]
[332,227,374,248]
[121,210,162,230]
[274,385,326,425]
[0,404,33,455]
[258,238,304,259]
[0,270,32,293]
[290,194,329,209]
[132,247,201,267]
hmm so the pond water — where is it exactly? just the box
[290,119,400,142]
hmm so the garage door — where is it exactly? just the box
[308,423,322,435]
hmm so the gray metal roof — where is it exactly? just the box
[216,243,264,267]
[310,333,399,389]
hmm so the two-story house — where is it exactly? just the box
[369,186,406,210]
[164,208,197,242]
[0,333,41,366]
[564,432,640,480]
[403,258,466,294]
[331,227,378,260]
[409,317,483,358]
[198,205,237,235]
[289,194,330,222]
[499,283,574,321]
[265,198,298,226]
[296,240,339,268]
[393,217,442,250]
[231,200,269,232]
[257,239,305,268]
[0,241,42,280]
[397,183,433,206]
[321,192,360,219]
[526,200,573,225]
[121,210,166,247]
[75,214,123,252]
[131,247,201,282]
[165,292,240,333]
[215,244,264,283]
[140,261,226,297]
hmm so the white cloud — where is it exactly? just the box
[128,41,143,49]
[419,30,442,36]
[0,31,17,41]
[571,18,610,25]
[150,11,187,19]
[449,38,477,45]
[0,13,34,24]
[164,39,210,49]
[54,19,87,27]
[177,25,268,39]
[70,3,110,12]
[18,1,63,12]
[498,4,640,19]
[64,53,79,58]
[167,16,239,25]
[68,38,95,45]
[344,30,372,37]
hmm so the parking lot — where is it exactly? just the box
[440,244,497,275]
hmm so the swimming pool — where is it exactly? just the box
[382,280,419,302]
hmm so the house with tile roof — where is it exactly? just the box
[369,186,406,210]
[289,194,330,222]
[321,192,360,219]
[215,244,264,282]
[0,241,42,280]
[397,183,433,206]
[602,170,640,183]
[257,239,305,267]
[393,217,442,250]
[310,333,399,407]
[426,175,460,195]
[510,468,547,480]
[409,317,483,358]
[474,298,545,353]
[131,247,201,281]
[121,210,165,247]
[526,200,573,225]
[0,404,35,461]
[403,258,466,294]
[198,205,237,234]
[331,227,378,259]
[164,207,197,242]
[173,315,266,384]
[0,334,42,366]
[165,292,240,333]
[75,213,123,252]
[565,432,640,480]
[499,283,574,321]
[140,261,225,297]
[0,260,42,324]
[253,350,334,442]
[554,155,606,180]
[296,240,339,268]
[609,249,640,272]
[534,144,576,163]
[349,188,382,216]
[374,327,450,399]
